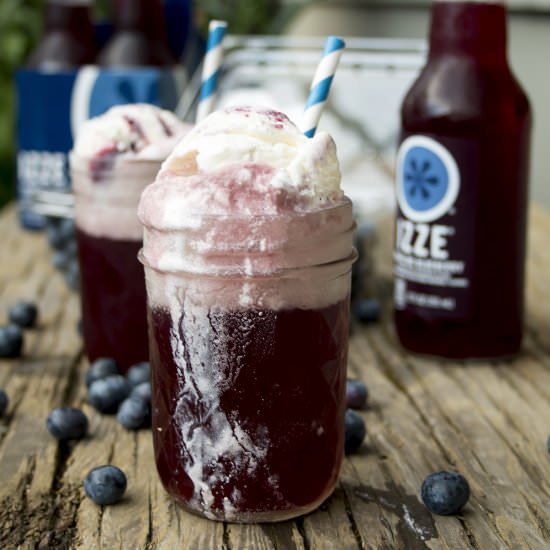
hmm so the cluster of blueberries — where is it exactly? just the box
[86,358,151,429]
[345,378,368,455]
[0,301,38,358]
[0,302,36,466]
[45,358,152,505]
[45,216,80,291]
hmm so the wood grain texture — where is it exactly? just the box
[0,202,548,549]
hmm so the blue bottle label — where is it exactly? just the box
[15,66,186,229]
[16,70,76,228]
[394,134,479,318]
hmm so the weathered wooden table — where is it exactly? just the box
[0,201,549,549]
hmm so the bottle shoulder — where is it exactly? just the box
[97,32,175,67]
[27,32,96,68]
[401,56,530,133]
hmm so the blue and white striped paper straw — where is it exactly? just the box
[301,36,346,138]
[196,20,228,123]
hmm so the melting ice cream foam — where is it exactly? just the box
[71,103,190,240]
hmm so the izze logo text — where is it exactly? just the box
[396,219,454,260]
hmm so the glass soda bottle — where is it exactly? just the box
[393,0,532,359]
[27,0,96,70]
[97,0,175,66]
[17,0,96,229]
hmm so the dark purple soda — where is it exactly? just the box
[76,228,148,372]
[148,299,350,520]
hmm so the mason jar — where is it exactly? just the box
[139,197,356,522]
[71,154,158,372]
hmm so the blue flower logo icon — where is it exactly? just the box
[403,146,448,212]
[397,136,460,223]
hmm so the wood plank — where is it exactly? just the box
[59,357,132,549]
[226,521,306,550]
[346,326,506,549]
[150,492,225,550]
[367,324,549,549]
[0,210,82,548]
[300,489,361,550]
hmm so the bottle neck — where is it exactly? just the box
[44,1,94,34]
[113,0,167,39]
[429,1,508,64]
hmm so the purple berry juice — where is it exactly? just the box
[76,229,147,368]
[149,301,350,520]
[138,107,356,522]
[70,104,189,371]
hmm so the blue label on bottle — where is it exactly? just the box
[394,134,478,318]
[16,70,77,229]
[396,136,460,223]
[16,66,185,229]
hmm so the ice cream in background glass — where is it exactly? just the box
[138,106,356,522]
[70,103,190,372]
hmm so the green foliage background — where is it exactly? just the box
[0,0,305,208]
[0,0,42,206]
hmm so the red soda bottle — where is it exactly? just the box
[393,1,532,359]
[27,0,96,69]
[98,0,175,66]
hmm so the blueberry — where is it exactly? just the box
[346,379,368,410]
[64,260,80,291]
[130,381,151,404]
[345,409,366,455]
[85,357,119,388]
[353,298,381,324]
[84,465,127,505]
[64,238,78,257]
[117,395,150,430]
[52,249,72,272]
[46,223,65,250]
[0,324,24,358]
[47,217,75,250]
[351,261,363,302]
[88,375,129,414]
[421,471,470,515]
[0,389,8,416]
[356,220,377,242]
[126,362,150,388]
[8,301,38,328]
[45,215,59,229]
[47,407,88,440]
[351,252,364,302]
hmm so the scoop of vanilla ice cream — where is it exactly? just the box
[71,104,191,241]
[73,103,190,161]
[139,106,342,228]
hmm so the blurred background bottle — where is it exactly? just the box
[16,0,97,230]
[27,0,97,70]
[97,0,175,67]
[393,0,531,359]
